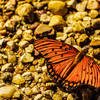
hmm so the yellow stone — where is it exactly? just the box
[0,85,15,98]
[48,1,67,16]
[49,15,66,27]
[12,74,25,85]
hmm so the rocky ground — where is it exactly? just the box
[0,0,100,100]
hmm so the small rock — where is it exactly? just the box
[76,1,87,12]
[41,73,50,83]
[1,63,12,72]
[90,40,100,47]
[34,24,54,37]
[29,65,36,72]
[49,15,66,27]
[38,58,45,66]
[67,94,73,100]
[12,74,25,85]
[63,27,73,34]
[11,15,22,22]
[13,90,21,99]
[32,72,40,82]
[40,13,51,23]
[93,48,100,59]
[29,22,40,30]
[32,85,40,94]
[0,56,6,65]
[16,3,34,22]
[24,87,32,96]
[89,10,99,18]
[7,40,15,50]
[4,19,16,31]
[65,37,76,45]
[0,85,15,98]
[34,94,43,100]
[77,34,89,47]
[66,0,77,8]
[16,3,33,17]
[25,44,34,53]
[52,93,62,100]
[72,21,84,32]
[21,53,34,63]
[92,18,100,29]
[22,30,33,41]
[1,72,12,82]
[33,1,48,9]
[48,1,67,16]
[19,40,29,48]
[73,12,87,20]
[56,32,67,41]
[5,0,16,11]
[87,0,99,10]
[0,39,7,47]
[7,50,16,63]
[82,20,91,28]
[22,72,33,81]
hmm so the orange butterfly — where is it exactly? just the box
[34,39,100,88]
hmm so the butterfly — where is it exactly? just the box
[34,39,100,88]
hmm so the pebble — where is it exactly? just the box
[16,3,33,17]
[34,94,43,100]
[34,24,54,37]
[25,44,34,53]
[49,15,66,27]
[22,72,33,81]
[32,85,40,94]
[0,85,15,98]
[4,0,16,11]
[4,19,16,31]
[87,0,99,10]
[72,21,84,32]
[1,63,11,72]
[89,10,99,18]
[90,40,100,47]
[92,18,100,29]
[22,30,33,41]
[1,72,12,82]
[48,1,67,16]
[77,34,89,46]
[67,94,73,100]
[52,93,62,100]
[16,3,34,22]
[33,1,48,9]
[56,32,67,41]
[13,90,21,99]
[19,40,29,48]
[66,0,77,8]
[24,87,32,96]
[7,50,16,63]
[7,40,15,50]
[40,13,51,23]
[29,65,36,72]
[76,1,87,12]
[20,53,34,63]
[12,74,25,85]
[93,48,100,58]
[65,37,76,45]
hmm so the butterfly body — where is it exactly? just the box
[34,39,100,88]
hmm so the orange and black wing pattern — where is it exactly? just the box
[34,39,100,88]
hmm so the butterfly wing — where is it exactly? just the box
[63,56,100,88]
[34,39,100,88]
[34,39,79,82]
